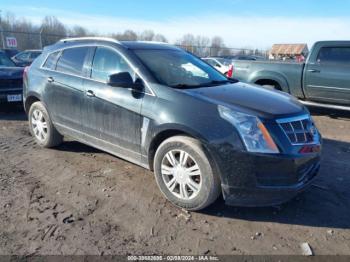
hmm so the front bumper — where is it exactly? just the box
[0,88,23,104]
[209,145,321,207]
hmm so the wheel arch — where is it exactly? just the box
[24,92,42,114]
[249,71,290,93]
[147,125,214,172]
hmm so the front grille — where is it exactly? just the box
[277,115,318,145]
[0,79,23,89]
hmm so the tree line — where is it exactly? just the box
[0,12,262,57]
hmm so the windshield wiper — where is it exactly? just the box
[172,79,239,89]
[172,84,203,89]
[200,80,231,87]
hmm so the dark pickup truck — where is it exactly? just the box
[231,41,350,109]
[0,51,24,104]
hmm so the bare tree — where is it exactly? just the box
[139,30,155,41]
[112,30,138,41]
[70,25,88,37]
[152,34,168,43]
[210,36,225,56]
[41,16,67,46]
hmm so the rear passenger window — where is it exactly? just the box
[91,47,133,82]
[43,51,60,70]
[56,47,89,76]
[317,47,350,65]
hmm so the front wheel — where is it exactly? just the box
[28,101,63,148]
[153,136,221,211]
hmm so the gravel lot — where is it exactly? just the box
[0,105,349,256]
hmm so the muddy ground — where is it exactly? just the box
[0,105,349,256]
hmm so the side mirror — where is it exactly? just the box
[216,63,222,68]
[108,72,134,88]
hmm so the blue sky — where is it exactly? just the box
[2,0,350,48]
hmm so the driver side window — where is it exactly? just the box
[91,47,134,82]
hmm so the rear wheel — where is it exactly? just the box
[28,101,63,148]
[153,136,221,211]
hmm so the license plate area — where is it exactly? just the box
[7,94,22,102]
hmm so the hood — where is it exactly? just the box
[0,67,24,79]
[183,82,306,120]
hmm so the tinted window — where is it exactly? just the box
[43,51,60,70]
[30,52,41,59]
[56,47,89,76]
[317,47,350,64]
[91,47,133,82]
[0,52,16,67]
[134,49,227,88]
[17,52,30,61]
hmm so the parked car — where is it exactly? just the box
[0,51,24,104]
[231,41,350,109]
[202,57,233,76]
[23,38,321,210]
[12,50,42,67]
[1,48,19,59]
[221,55,267,61]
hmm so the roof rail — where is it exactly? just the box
[59,37,121,44]
[133,40,169,45]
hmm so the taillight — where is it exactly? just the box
[23,66,29,79]
[227,65,234,78]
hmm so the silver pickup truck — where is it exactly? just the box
[231,41,350,109]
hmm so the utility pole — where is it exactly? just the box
[39,27,43,50]
[0,10,6,49]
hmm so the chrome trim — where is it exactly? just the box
[308,85,350,92]
[276,114,310,124]
[277,114,320,146]
[59,37,121,44]
[299,100,350,111]
[141,117,150,147]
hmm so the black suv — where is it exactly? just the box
[23,38,322,210]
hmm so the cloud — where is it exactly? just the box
[4,6,350,49]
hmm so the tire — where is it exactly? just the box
[153,136,221,211]
[28,101,63,148]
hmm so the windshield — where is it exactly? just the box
[133,49,228,88]
[215,58,232,66]
[0,53,16,67]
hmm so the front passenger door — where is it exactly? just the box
[82,46,144,162]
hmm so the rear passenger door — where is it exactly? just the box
[82,46,144,162]
[304,46,350,105]
[43,46,90,131]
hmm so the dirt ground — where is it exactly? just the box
[0,105,350,256]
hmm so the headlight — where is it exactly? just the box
[218,105,279,154]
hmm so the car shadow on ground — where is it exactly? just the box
[55,141,102,154]
[202,137,350,229]
[308,106,350,120]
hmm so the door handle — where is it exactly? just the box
[307,69,321,73]
[86,90,95,97]
[47,77,54,83]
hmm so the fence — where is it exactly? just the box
[0,29,269,58]
[0,30,67,50]
[176,45,269,58]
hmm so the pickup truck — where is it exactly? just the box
[231,41,350,109]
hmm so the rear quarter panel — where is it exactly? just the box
[233,61,305,98]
